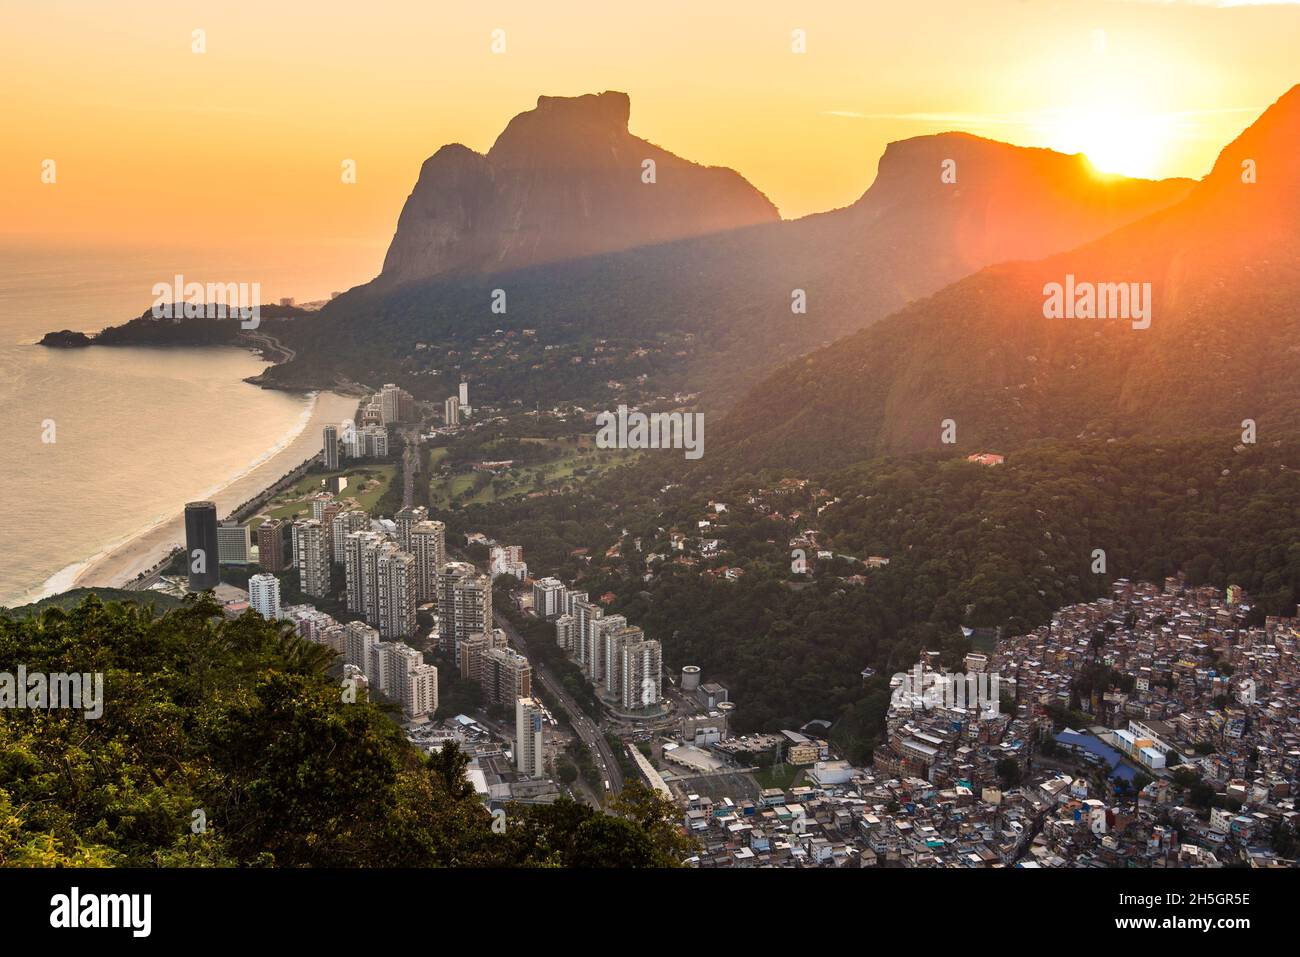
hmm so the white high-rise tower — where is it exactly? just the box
[515,697,544,777]
[248,573,282,620]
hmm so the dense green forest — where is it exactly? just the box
[0,594,688,867]
[1,587,184,618]
[459,436,1300,761]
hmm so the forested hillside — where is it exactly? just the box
[458,436,1300,759]
[256,131,1189,410]
[0,595,687,867]
[714,86,1300,470]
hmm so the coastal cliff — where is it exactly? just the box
[38,330,92,347]
[39,304,313,351]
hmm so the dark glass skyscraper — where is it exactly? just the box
[184,501,220,591]
[322,424,339,470]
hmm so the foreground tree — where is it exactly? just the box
[0,593,681,868]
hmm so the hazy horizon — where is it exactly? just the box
[5,0,1299,294]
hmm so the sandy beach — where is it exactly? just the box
[68,390,360,592]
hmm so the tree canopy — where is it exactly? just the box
[0,594,687,868]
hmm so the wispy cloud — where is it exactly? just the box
[824,111,1035,126]
[1108,0,1300,6]
[824,107,1260,126]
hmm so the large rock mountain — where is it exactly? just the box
[712,85,1300,471]
[377,91,780,284]
[280,96,1194,407]
[792,129,1195,282]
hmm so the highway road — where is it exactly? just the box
[495,613,625,795]
[401,431,417,509]
[124,550,179,592]
[239,329,297,362]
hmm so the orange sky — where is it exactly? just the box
[3,0,1297,296]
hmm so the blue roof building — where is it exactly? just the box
[1053,731,1139,785]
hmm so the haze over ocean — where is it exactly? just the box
[0,244,364,606]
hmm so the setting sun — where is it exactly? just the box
[1044,104,1175,179]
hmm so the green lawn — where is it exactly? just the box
[753,764,804,791]
[430,443,636,508]
[434,472,482,508]
[257,466,395,522]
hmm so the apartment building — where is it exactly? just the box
[515,697,545,777]
[408,520,446,603]
[248,572,281,620]
[375,545,417,640]
[331,510,369,565]
[620,637,662,711]
[437,561,492,656]
[256,518,288,573]
[532,577,566,620]
[344,530,387,620]
[481,646,531,706]
[294,519,331,599]
[217,521,252,565]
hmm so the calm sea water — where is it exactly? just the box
[0,244,373,607]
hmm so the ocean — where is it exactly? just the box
[0,244,373,607]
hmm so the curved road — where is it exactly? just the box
[239,329,297,363]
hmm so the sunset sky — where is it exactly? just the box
[3,0,1298,295]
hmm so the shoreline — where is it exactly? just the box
[54,389,360,597]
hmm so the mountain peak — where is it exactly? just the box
[859,133,1118,208]
[533,90,630,129]
[378,91,778,285]
[488,91,635,167]
[715,85,1300,470]
[1204,83,1300,192]
[843,131,1193,273]
[416,143,489,179]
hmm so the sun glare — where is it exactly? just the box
[1044,105,1175,180]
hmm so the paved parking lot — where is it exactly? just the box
[667,770,760,804]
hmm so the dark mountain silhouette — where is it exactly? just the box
[267,94,1192,406]
[377,91,779,284]
[712,85,1300,471]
